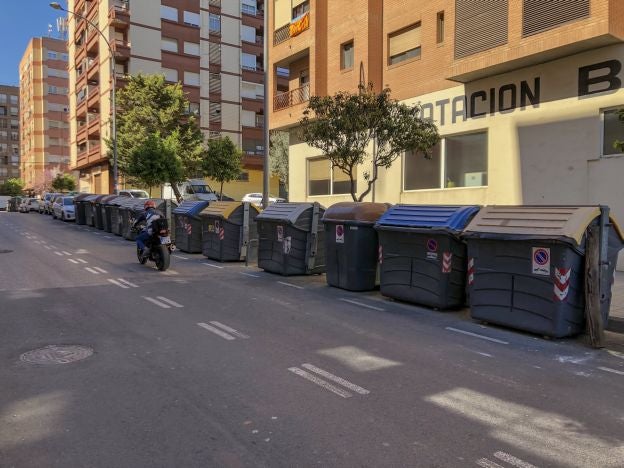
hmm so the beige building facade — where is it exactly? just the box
[269,0,624,227]
[19,37,70,193]
[0,85,20,186]
[67,0,277,197]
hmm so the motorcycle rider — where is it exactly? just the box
[133,200,163,258]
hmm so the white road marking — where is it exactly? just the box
[493,451,538,468]
[318,346,401,372]
[476,352,494,358]
[34,240,41,244]
[210,321,249,339]
[301,363,370,395]
[68,259,79,264]
[202,262,224,269]
[156,296,183,308]
[476,459,504,468]
[54,251,63,256]
[197,322,235,340]
[62,251,71,256]
[44,246,52,250]
[173,254,189,260]
[117,278,138,288]
[40,240,47,244]
[143,296,171,308]
[445,327,509,345]
[76,258,88,264]
[339,298,385,311]
[240,272,261,278]
[85,267,100,275]
[597,366,624,376]
[278,281,304,290]
[108,279,130,289]
[287,367,352,398]
[93,267,108,274]
[49,245,57,249]
[104,236,112,239]
[162,269,179,276]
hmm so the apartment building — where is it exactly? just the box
[67,0,277,198]
[19,37,70,193]
[269,0,624,227]
[0,85,20,186]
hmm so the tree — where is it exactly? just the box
[0,178,25,196]
[112,73,204,202]
[202,137,243,201]
[300,83,440,202]
[51,173,76,192]
[614,109,624,152]
[270,131,289,199]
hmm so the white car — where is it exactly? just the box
[19,198,39,213]
[241,193,285,206]
[118,189,149,198]
[52,196,76,221]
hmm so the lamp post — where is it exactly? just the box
[262,0,270,208]
[50,1,118,195]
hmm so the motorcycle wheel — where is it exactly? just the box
[155,245,170,271]
[137,246,147,265]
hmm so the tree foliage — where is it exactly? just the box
[0,178,25,196]
[202,137,243,201]
[112,74,204,201]
[614,109,624,152]
[51,173,76,192]
[270,131,289,197]
[300,84,440,201]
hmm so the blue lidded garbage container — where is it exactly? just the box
[375,205,480,309]
[322,202,390,291]
[463,206,624,338]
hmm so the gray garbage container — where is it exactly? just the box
[101,196,125,232]
[463,206,624,338]
[95,195,116,230]
[257,202,325,276]
[201,202,260,262]
[73,193,93,225]
[375,205,480,309]
[111,197,135,236]
[172,201,210,253]
[84,195,106,227]
[323,202,390,291]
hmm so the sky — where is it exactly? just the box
[0,0,68,86]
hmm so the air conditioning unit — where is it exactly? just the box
[464,171,486,187]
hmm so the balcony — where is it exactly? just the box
[112,39,131,62]
[86,56,99,80]
[87,85,100,108]
[109,0,130,29]
[75,41,87,64]
[274,83,309,111]
[86,28,99,53]
[87,112,100,135]
[77,120,88,142]
[76,98,88,117]
[209,0,221,8]
[255,114,264,128]
[88,140,101,163]
[76,69,88,90]
[274,12,309,46]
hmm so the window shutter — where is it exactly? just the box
[389,24,421,57]
[454,0,508,59]
[522,0,589,37]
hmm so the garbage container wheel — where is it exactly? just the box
[155,245,170,271]
[136,246,148,265]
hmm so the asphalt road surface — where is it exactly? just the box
[1,211,624,468]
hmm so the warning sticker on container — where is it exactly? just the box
[336,225,345,244]
[427,238,438,252]
[283,236,292,254]
[277,225,283,242]
[532,247,550,276]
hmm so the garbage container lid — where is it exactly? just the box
[73,193,93,202]
[98,195,118,205]
[200,201,259,220]
[173,200,210,216]
[376,205,480,233]
[323,202,390,224]
[257,202,325,229]
[463,206,624,246]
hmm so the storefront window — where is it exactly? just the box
[404,143,441,190]
[308,157,355,196]
[602,108,624,157]
[332,165,355,194]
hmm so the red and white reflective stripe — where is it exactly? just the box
[185,223,192,235]
[467,257,475,285]
[442,252,452,274]
[219,227,225,241]
[378,245,383,264]
[553,267,571,302]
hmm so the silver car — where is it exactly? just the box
[52,196,76,221]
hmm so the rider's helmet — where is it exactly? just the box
[144,200,156,210]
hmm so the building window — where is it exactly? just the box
[184,11,201,27]
[47,51,58,60]
[389,23,421,65]
[0,107,5,116]
[160,5,178,21]
[602,108,624,157]
[209,13,221,33]
[0,94,6,104]
[307,157,355,196]
[437,11,445,43]
[403,132,488,190]
[10,120,18,129]
[292,0,309,20]
[161,37,178,53]
[61,53,69,61]
[242,53,257,71]
[341,41,354,70]
[10,132,18,141]
[237,171,250,182]
[10,107,18,116]
[241,25,256,43]
[163,68,179,83]
[184,71,200,86]
[242,1,257,16]
[184,41,200,56]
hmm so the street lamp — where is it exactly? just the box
[50,1,118,195]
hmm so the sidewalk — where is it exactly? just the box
[608,271,624,332]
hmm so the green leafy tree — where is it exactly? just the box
[202,136,243,201]
[112,73,204,201]
[51,173,76,192]
[270,131,289,199]
[0,178,25,196]
[614,109,624,152]
[300,83,440,202]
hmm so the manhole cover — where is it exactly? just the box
[20,345,93,365]
[0,249,12,254]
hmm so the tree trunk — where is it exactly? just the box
[220,181,224,201]
[349,170,357,202]
[171,183,183,204]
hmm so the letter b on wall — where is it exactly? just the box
[578,60,622,96]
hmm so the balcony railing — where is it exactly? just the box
[209,0,221,7]
[274,24,290,46]
[274,12,310,46]
[255,115,264,128]
[273,84,310,111]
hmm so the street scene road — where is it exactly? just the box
[1,211,624,467]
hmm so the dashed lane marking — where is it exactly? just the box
[445,327,509,345]
[493,451,539,468]
[202,262,224,269]
[93,267,107,274]
[76,258,88,264]
[173,254,189,260]
[197,322,235,340]
[44,246,52,250]
[339,298,385,311]
[301,363,370,395]
[143,296,171,309]
[108,279,129,289]
[209,321,249,339]
[68,259,79,264]
[278,281,304,290]
[162,270,179,276]
[287,367,353,399]
[85,267,100,275]
[155,296,183,308]
[62,251,71,256]
[117,278,138,288]
[597,366,624,376]
[476,459,504,468]
[54,251,63,256]
[240,272,261,278]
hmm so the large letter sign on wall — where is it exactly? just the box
[578,60,622,96]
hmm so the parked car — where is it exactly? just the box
[42,192,62,214]
[19,198,39,213]
[0,195,10,211]
[119,189,149,198]
[52,196,75,221]
[241,193,286,206]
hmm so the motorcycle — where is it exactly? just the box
[133,217,175,271]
